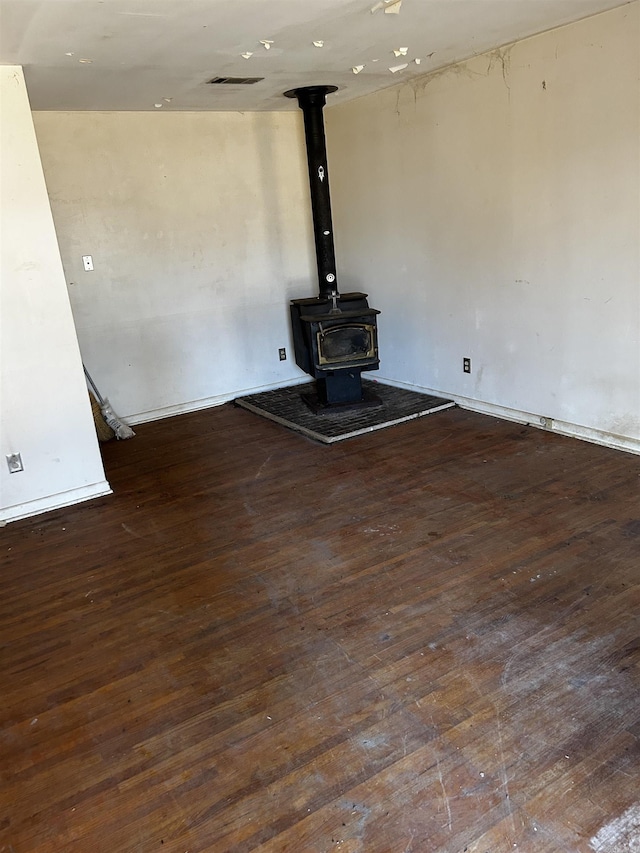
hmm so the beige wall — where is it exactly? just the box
[327,3,640,451]
[33,111,316,422]
[0,67,109,523]
[27,3,640,457]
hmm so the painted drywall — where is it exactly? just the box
[326,3,640,450]
[32,111,317,422]
[0,67,110,523]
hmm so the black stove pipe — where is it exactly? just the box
[284,85,339,300]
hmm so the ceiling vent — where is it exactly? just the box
[207,76,264,85]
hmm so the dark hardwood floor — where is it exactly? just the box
[1,402,639,853]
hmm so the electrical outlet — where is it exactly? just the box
[279,347,287,361]
[463,357,471,374]
[82,255,94,271]
[6,452,23,473]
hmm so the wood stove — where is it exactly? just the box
[285,85,381,413]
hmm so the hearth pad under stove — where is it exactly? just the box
[234,381,454,444]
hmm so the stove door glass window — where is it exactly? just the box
[317,323,376,365]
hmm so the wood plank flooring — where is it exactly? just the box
[1,403,639,853]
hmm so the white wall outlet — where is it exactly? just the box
[6,452,23,473]
[82,255,94,271]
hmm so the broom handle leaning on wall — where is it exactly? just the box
[83,365,105,407]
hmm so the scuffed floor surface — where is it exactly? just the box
[1,404,639,852]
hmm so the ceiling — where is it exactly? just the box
[0,0,628,111]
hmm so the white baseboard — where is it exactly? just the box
[126,377,310,426]
[0,480,112,525]
[374,376,640,456]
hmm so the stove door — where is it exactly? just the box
[316,323,377,366]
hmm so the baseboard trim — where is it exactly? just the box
[127,377,310,426]
[374,376,640,456]
[0,480,112,525]
[123,374,640,456]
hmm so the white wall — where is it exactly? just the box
[327,3,640,451]
[0,67,110,524]
[32,111,316,423]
